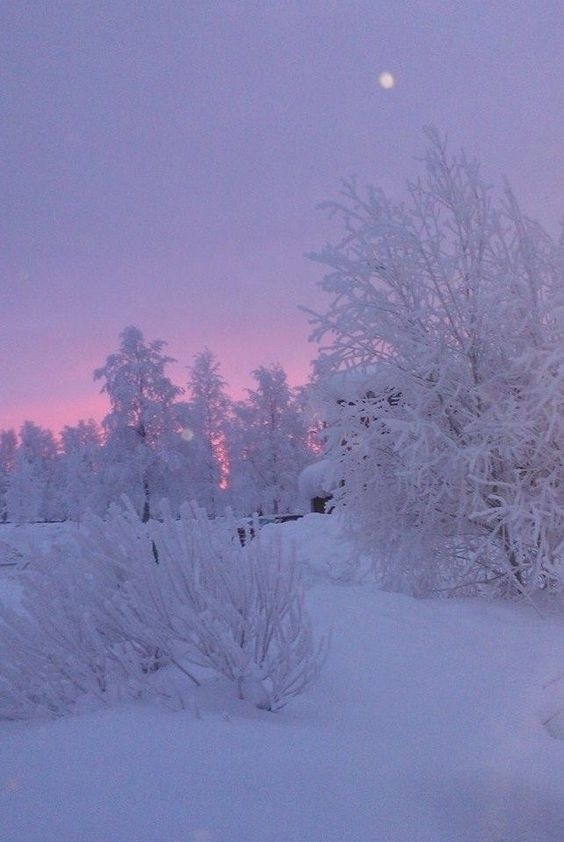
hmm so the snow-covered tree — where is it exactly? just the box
[307,129,563,596]
[59,420,104,520]
[145,407,196,514]
[0,429,17,522]
[6,422,61,523]
[94,326,184,521]
[186,349,231,516]
[231,365,310,515]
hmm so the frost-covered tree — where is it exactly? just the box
[59,420,104,520]
[94,326,184,521]
[145,407,196,513]
[307,129,563,596]
[6,422,61,523]
[231,365,310,515]
[0,430,17,522]
[186,349,231,516]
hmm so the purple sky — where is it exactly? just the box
[2,1,562,433]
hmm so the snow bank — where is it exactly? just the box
[261,513,374,582]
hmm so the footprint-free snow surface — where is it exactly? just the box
[1,516,563,841]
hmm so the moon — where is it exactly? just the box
[378,72,395,90]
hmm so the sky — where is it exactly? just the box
[1,0,563,434]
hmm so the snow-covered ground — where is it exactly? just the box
[1,516,563,841]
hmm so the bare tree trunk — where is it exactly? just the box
[142,476,150,524]
[141,474,159,563]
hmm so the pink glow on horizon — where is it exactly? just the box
[2,338,314,436]
[1,393,107,438]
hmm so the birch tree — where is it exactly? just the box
[186,349,231,516]
[6,422,61,523]
[94,326,183,521]
[232,365,310,515]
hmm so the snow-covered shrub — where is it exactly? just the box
[0,555,141,720]
[0,503,326,719]
[307,129,563,597]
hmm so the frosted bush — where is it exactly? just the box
[307,130,563,597]
[0,502,326,719]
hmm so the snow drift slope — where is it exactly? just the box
[1,517,563,841]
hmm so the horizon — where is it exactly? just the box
[2,327,316,435]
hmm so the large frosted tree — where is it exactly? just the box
[308,130,563,596]
[94,326,183,521]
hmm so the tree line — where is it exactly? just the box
[0,328,315,523]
